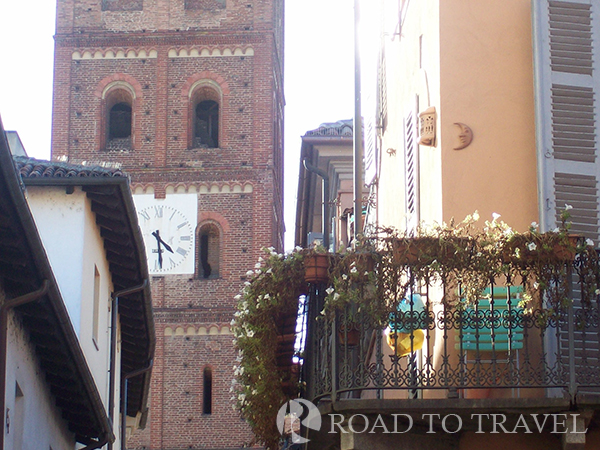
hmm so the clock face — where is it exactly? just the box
[137,205,195,274]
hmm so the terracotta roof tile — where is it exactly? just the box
[14,156,126,179]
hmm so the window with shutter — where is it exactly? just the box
[365,115,377,186]
[377,48,388,134]
[533,0,600,397]
[533,0,598,241]
[404,107,419,231]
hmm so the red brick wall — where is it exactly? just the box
[51,0,285,448]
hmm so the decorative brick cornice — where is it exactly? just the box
[168,46,254,58]
[72,48,158,59]
[164,324,233,336]
[132,182,254,195]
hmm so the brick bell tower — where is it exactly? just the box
[51,0,284,448]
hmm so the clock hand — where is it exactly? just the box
[152,230,174,253]
[152,230,165,268]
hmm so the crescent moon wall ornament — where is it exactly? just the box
[453,122,473,150]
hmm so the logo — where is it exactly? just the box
[276,399,322,444]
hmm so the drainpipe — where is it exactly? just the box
[109,280,148,450]
[303,159,330,250]
[120,360,154,449]
[0,280,50,449]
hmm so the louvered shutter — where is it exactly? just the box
[404,103,419,231]
[377,47,388,134]
[365,114,377,186]
[533,0,600,396]
[533,0,599,240]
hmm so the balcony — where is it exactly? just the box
[299,232,600,442]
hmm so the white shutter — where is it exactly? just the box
[533,0,600,396]
[533,0,599,241]
[365,114,377,186]
[404,103,419,231]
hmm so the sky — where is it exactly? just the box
[0,1,364,251]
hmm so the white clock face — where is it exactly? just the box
[137,205,194,274]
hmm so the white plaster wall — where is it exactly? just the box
[4,310,75,450]
[26,186,86,334]
[377,0,443,230]
[26,185,122,444]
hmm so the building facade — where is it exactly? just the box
[51,0,284,448]
[297,1,600,449]
[1,117,154,449]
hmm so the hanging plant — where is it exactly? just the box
[232,246,306,450]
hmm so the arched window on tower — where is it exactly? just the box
[109,103,132,139]
[203,367,213,415]
[195,100,219,148]
[189,82,221,149]
[198,223,220,279]
[103,83,135,151]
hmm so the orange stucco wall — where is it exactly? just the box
[439,0,539,231]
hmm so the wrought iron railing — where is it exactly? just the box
[302,260,600,404]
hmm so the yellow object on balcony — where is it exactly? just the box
[386,294,426,357]
[386,329,425,357]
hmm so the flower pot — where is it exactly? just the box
[338,329,360,346]
[304,253,330,283]
[553,234,581,261]
[503,233,581,264]
[392,237,437,265]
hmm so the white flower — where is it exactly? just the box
[586,238,594,247]
[342,274,348,280]
[326,287,335,295]
[527,242,537,251]
[364,271,369,276]
[333,293,340,300]
[246,270,254,276]
[295,246,303,252]
[266,268,272,274]
[533,282,539,290]
[254,262,262,269]
[264,293,270,299]
[492,212,501,221]
[234,294,242,300]
[473,211,480,221]
[595,289,600,295]
[350,266,358,274]
[246,330,255,338]
[565,204,573,211]
[531,222,538,229]
[553,227,560,233]
[230,319,236,327]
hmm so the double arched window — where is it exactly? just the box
[189,81,221,149]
